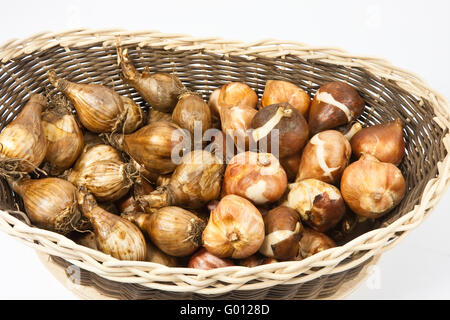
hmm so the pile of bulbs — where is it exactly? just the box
[0,47,406,269]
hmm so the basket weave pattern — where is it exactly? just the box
[0,29,448,299]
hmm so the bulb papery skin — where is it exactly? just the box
[340,154,406,218]
[127,207,205,257]
[296,130,351,185]
[0,94,48,172]
[350,118,405,165]
[202,194,265,259]
[77,187,147,261]
[308,81,365,135]
[261,80,311,117]
[188,248,234,270]
[9,177,83,235]
[287,179,346,233]
[118,48,186,113]
[139,150,224,209]
[42,109,84,174]
[222,151,287,205]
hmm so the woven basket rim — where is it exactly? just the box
[0,28,449,295]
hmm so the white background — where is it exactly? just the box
[0,0,448,299]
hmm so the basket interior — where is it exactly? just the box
[0,43,447,257]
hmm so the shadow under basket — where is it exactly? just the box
[0,30,448,300]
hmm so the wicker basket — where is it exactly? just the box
[0,29,448,300]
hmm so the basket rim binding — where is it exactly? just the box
[0,28,448,295]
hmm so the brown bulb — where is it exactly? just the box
[117,47,186,113]
[287,179,346,232]
[219,82,258,150]
[340,154,406,218]
[172,92,211,137]
[222,151,287,205]
[77,187,147,261]
[259,206,302,260]
[42,94,84,175]
[147,109,173,124]
[48,71,143,133]
[261,80,311,117]
[250,103,309,158]
[108,121,190,176]
[8,177,85,235]
[350,118,405,165]
[280,152,302,182]
[296,130,351,185]
[125,207,205,257]
[208,88,222,129]
[202,195,265,259]
[0,94,48,173]
[188,248,234,270]
[308,81,365,135]
[138,150,224,209]
[298,227,336,259]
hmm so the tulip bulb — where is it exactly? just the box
[108,121,189,176]
[172,92,211,136]
[251,103,309,158]
[208,88,221,129]
[68,159,136,202]
[219,82,258,149]
[280,152,302,182]
[42,94,84,175]
[340,154,406,218]
[296,130,351,185]
[77,187,147,261]
[117,47,186,113]
[259,206,302,260]
[223,151,287,205]
[116,176,154,215]
[8,177,85,235]
[67,145,136,202]
[188,248,234,270]
[261,80,311,117]
[287,179,346,232]
[0,94,48,173]
[350,118,405,165]
[48,70,143,133]
[139,150,224,209]
[146,241,179,267]
[125,207,205,257]
[298,227,336,259]
[308,81,365,135]
[202,195,265,259]
[147,109,172,124]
